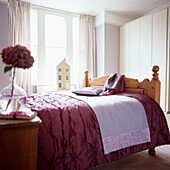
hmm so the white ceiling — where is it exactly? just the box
[29,0,170,17]
[1,0,170,17]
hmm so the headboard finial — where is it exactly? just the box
[84,71,90,87]
[152,65,159,80]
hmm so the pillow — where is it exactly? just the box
[72,87,103,96]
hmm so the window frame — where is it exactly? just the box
[30,6,79,86]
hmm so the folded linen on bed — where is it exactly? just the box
[73,94,151,154]
[102,73,125,95]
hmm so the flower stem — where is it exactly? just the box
[11,67,15,97]
[5,67,16,111]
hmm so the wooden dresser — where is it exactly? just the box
[0,116,41,170]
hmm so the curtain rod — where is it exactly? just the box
[31,3,79,17]
[0,0,79,17]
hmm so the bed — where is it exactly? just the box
[26,65,170,170]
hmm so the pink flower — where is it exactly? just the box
[1,45,34,69]
[1,45,34,111]
[1,47,13,65]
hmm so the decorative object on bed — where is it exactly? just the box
[72,86,103,96]
[0,45,34,111]
[102,73,125,95]
[56,58,70,90]
[25,65,170,170]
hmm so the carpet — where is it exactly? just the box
[88,145,170,170]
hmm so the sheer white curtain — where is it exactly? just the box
[76,14,96,87]
[8,0,33,93]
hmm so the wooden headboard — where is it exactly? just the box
[83,65,160,104]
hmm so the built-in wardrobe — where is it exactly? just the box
[120,8,170,112]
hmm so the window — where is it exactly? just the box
[58,83,62,88]
[66,75,69,81]
[30,8,79,87]
[58,75,62,80]
[66,68,69,72]
[58,67,62,72]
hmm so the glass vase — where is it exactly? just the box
[0,82,26,112]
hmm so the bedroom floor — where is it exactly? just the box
[88,113,170,170]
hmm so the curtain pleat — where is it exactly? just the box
[8,0,32,93]
[77,14,96,88]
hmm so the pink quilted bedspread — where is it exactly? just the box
[26,92,170,170]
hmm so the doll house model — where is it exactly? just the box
[56,59,70,90]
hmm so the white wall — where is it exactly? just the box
[96,24,105,76]
[105,24,119,74]
[0,3,9,91]
[96,22,120,76]
[96,10,130,77]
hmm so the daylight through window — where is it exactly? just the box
[30,8,79,88]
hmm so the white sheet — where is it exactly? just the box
[72,94,151,154]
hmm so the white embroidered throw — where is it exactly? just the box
[74,95,151,154]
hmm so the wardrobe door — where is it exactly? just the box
[129,19,140,78]
[119,8,168,110]
[120,23,130,75]
[167,7,170,112]
[152,9,167,110]
[139,14,152,81]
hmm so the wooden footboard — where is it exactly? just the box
[83,65,160,105]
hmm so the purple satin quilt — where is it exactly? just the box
[26,92,170,170]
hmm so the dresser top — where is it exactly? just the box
[0,116,41,128]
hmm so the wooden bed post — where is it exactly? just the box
[148,65,160,105]
[148,148,156,156]
[83,71,90,87]
[148,66,160,156]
